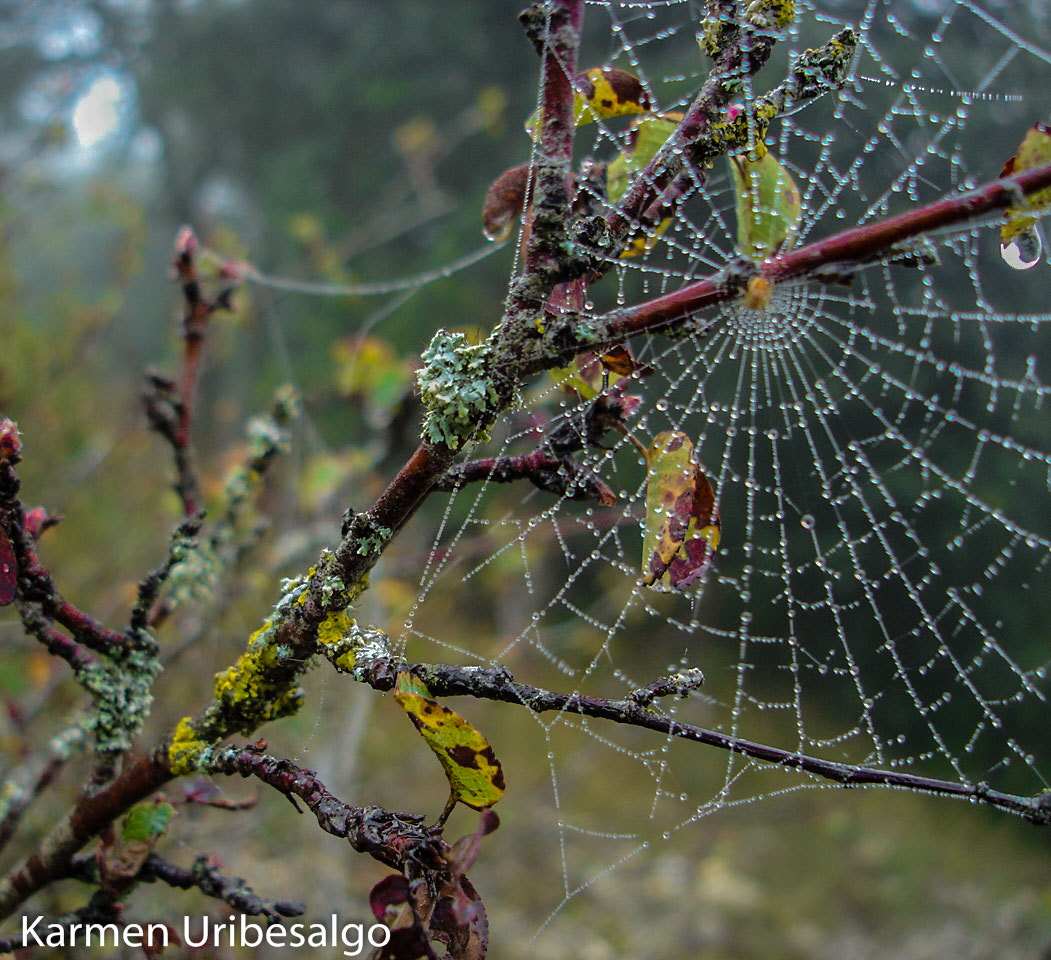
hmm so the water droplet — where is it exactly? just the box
[800,514,815,529]
[1000,227,1042,270]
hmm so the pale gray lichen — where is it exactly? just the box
[317,622,392,676]
[416,330,500,450]
[355,521,392,557]
[81,647,163,758]
[165,539,221,608]
[319,575,346,607]
[274,572,311,614]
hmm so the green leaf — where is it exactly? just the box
[122,800,175,844]
[394,671,505,811]
[730,150,802,259]
[606,116,681,204]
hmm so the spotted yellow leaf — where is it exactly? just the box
[642,431,721,592]
[394,672,505,811]
[526,67,651,139]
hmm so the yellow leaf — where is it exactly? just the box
[394,672,505,811]
[1000,122,1051,269]
[526,67,651,139]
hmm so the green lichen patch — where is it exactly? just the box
[416,330,500,450]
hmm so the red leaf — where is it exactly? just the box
[370,874,411,921]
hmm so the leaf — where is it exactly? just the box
[999,122,1051,269]
[430,875,488,960]
[666,465,721,591]
[606,115,681,203]
[105,800,176,883]
[730,150,802,259]
[370,874,411,921]
[122,800,175,843]
[605,114,683,258]
[552,345,651,399]
[526,67,651,138]
[642,431,696,586]
[394,672,505,811]
[597,344,652,378]
[642,432,721,592]
[0,526,17,606]
[481,162,532,242]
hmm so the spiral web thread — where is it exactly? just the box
[379,0,1049,934]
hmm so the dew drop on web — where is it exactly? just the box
[1000,227,1042,270]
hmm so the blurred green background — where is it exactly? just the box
[0,1,1048,957]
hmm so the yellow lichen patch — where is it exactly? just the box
[394,672,505,811]
[706,103,776,166]
[211,617,302,726]
[317,610,353,646]
[746,0,796,30]
[168,717,207,776]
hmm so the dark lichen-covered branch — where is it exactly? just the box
[67,851,306,922]
[205,747,439,871]
[608,10,855,248]
[351,656,1051,826]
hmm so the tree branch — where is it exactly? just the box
[68,850,306,922]
[353,658,1051,826]
[205,747,440,871]
[545,159,1051,365]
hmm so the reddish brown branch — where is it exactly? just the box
[599,159,1051,345]
[0,748,174,916]
[521,0,584,279]
[0,457,130,658]
[158,226,236,517]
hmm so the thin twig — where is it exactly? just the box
[67,850,306,922]
[353,658,1051,826]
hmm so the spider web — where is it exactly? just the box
[376,0,1048,944]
